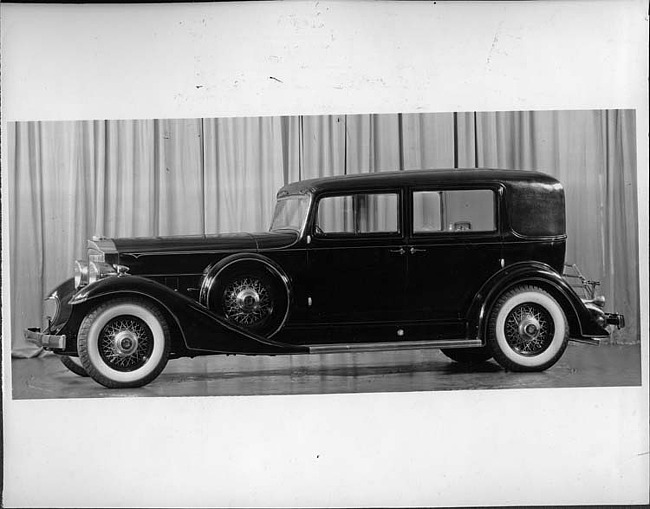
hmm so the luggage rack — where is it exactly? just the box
[563,263,601,300]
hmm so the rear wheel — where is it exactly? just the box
[441,347,493,364]
[488,285,569,372]
[59,355,89,377]
[78,298,171,388]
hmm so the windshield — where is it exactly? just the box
[269,195,311,233]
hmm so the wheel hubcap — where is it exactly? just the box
[504,303,554,356]
[113,330,138,356]
[519,317,541,340]
[224,277,273,327]
[236,288,261,311]
[98,316,153,371]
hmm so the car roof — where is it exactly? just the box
[277,168,561,196]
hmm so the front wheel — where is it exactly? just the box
[488,285,569,372]
[77,298,171,388]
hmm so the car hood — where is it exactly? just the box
[111,230,299,255]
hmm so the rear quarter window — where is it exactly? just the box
[509,182,566,237]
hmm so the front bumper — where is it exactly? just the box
[24,328,67,350]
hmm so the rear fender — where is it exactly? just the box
[69,275,305,355]
[467,261,608,342]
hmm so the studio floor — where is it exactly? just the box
[10,342,643,400]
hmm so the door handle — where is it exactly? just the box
[409,247,426,255]
[389,247,406,255]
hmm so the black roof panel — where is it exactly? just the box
[277,168,561,196]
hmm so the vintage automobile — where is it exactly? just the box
[25,169,625,388]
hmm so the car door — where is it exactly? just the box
[403,185,503,329]
[306,189,407,325]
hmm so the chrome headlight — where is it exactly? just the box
[74,260,89,289]
[88,261,117,285]
[43,294,60,332]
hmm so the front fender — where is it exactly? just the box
[467,261,609,341]
[47,277,77,331]
[70,275,306,355]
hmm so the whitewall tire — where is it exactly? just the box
[488,285,569,372]
[78,298,170,388]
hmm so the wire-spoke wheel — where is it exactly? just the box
[488,285,568,372]
[503,303,554,356]
[78,298,170,388]
[59,355,89,377]
[223,276,274,328]
[209,263,289,338]
[97,316,155,372]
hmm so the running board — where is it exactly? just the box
[307,339,483,354]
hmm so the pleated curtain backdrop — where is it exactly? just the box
[7,110,638,356]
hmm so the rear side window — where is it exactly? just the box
[316,192,399,235]
[413,189,496,233]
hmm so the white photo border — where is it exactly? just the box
[2,1,648,507]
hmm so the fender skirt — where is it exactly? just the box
[69,276,308,355]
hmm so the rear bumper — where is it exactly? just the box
[24,328,66,350]
[570,311,626,345]
[605,313,625,329]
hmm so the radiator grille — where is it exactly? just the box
[88,249,105,263]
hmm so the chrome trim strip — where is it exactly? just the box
[128,249,255,259]
[130,273,204,277]
[307,339,483,354]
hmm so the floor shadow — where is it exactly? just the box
[11,343,642,400]
[161,358,504,383]
[443,360,503,374]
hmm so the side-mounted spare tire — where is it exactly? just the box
[77,297,171,388]
[203,259,290,338]
[487,285,569,372]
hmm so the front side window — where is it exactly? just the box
[413,189,496,233]
[316,192,399,235]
